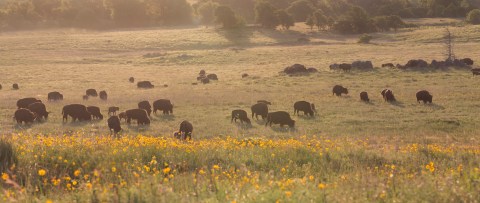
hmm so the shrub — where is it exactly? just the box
[466,9,480,25]
[358,34,373,44]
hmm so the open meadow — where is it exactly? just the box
[0,21,479,202]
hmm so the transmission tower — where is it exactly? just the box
[444,28,455,62]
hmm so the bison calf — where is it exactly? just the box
[231,109,251,125]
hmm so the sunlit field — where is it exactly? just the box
[1,21,480,202]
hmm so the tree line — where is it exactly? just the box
[0,0,478,33]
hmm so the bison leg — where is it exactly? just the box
[127,118,131,124]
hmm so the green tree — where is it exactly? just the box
[466,9,480,24]
[305,14,315,30]
[104,0,148,27]
[197,1,219,27]
[215,5,239,28]
[287,0,314,22]
[313,10,327,30]
[255,1,279,29]
[276,9,294,30]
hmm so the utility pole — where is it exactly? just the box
[444,28,455,63]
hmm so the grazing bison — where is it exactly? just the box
[17,98,42,109]
[332,85,348,96]
[231,109,251,125]
[471,68,480,76]
[339,63,352,72]
[83,95,89,100]
[138,101,152,116]
[293,101,316,117]
[176,120,193,140]
[27,102,49,120]
[87,106,104,120]
[108,106,120,115]
[251,103,269,120]
[62,104,92,122]
[99,91,107,100]
[329,63,339,70]
[12,84,19,90]
[86,89,98,97]
[416,90,432,104]
[118,112,127,122]
[48,91,63,101]
[125,109,150,125]
[382,63,395,68]
[242,73,249,78]
[199,70,206,76]
[137,81,154,89]
[265,111,295,128]
[201,77,210,84]
[14,108,36,124]
[129,77,135,83]
[360,92,370,102]
[108,116,122,135]
[461,58,474,66]
[207,74,218,80]
[284,64,308,74]
[153,99,173,115]
[381,89,396,102]
[257,100,272,105]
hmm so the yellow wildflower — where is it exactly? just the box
[74,169,81,177]
[163,167,171,174]
[318,183,326,189]
[213,165,220,170]
[2,173,9,181]
[38,169,46,176]
[285,191,292,197]
[111,167,117,173]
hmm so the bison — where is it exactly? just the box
[138,101,152,116]
[137,81,154,89]
[129,77,135,83]
[86,89,98,97]
[293,101,316,117]
[17,98,42,109]
[471,68,480,76]
[284,64,308,74]
[207,74,218,80]
[251,103,268,120]
[12,84,19,90]
[153,99,173,115]
[14,108,36,124]
[118,112,127,122]
[62,104,92,122]
[242,73,249,78]
[231,109,251,125]
[99,91,107,100]
[27,102,49,120]
[461,58,474,66]
[83,95,89,100]
[108,106,120,116]
[175,120,193,140]
[381,89,396,102]
[108,116,122,135]
[201,77,210,84]
[125,109,150,125]
[48,91,63,101]
[265,111,295,128]
[87,106,104,120]
[199,70,206,76]
[360,92,370,102]
[339,63,352,72]
[416,90,432,104]
[333,85,348,96]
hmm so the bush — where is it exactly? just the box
[466,9,480,25]
[358,34,373,44]
[0,139,17,173]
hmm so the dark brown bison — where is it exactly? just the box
[199,70,206,76]
[118,112,127,122]
[201,77,210,84]
[129,77,135,83]
[251,103,268,120]
[265,111,295,128]
[62,104,92,122]
[27,102,49,120]
[138,101,152,116]
[87,106,103,120]
[108,106,120,116]
[86,89,98,97]
[153,99,173,115]
[99,91,107,100]
[175,120,193,140]
[242,73,249,78]
[333,85,348,96]
[471,68,480,76]
[83,95,89,100]
[461,58,474,66]
[381,89,396,102]
[307,67,318,73]
[339,63,352,72]
[360,92,369,102]
[231,109,251,124]
[257,100,272,105]
[137,81,154,88]
[125,109,150,125]
[293,101,316,117]
[207,74,218,80]
[48,91,63,101]
[12,84,19,90]
[14,108,36,124]
[17,98,42,109]
[284,64,308,74]
[416,90,432,104]
[382,63,394,68]
[108,116,122,135]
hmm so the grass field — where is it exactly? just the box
[0,21,479,202]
